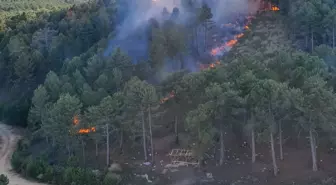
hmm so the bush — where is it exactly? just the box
[11,143,118,185]
[43,165,54,183]
[25,158,47,179]
[63,167,85,185]
[10,150,24,172]
[103,173,121,185]
[51,165,65,185]
[0,174,9,185]
[66,156,80,167]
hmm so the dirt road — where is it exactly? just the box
[0,123,46,185]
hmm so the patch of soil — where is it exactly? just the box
[138,136,336,185]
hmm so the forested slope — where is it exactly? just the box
[0,0,69,12]
[3,0,336,185]
[0,0,77,30]
[0,0,116,125]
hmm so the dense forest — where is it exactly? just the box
[2,0,336,185]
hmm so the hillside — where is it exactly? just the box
[2,0,336,185]
[0,0,70,12]
[0,0,75,30]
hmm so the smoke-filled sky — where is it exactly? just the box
[115,0,261,38]
[105,0,261,63]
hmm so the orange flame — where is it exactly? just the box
[78,127,96,134]
[160,91,175,104]
[199,61,221,70]
[73,115,96,134]
[161,2,280,104]
[271,6,280,11]
[160,60,222,104]
[73,115,80,125]
[210,2,279,57]
[210,32,245,56]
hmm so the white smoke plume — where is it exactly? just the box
[105,0,261,63]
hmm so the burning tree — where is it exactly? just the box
[44,93,82,157]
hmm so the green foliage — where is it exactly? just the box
[5,0,336,182]
[103,173,121,185]
[0,0,115,125]
[11,149,26,172]
[0,174,9,185]
[25,157,47,179]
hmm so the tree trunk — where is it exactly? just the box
[333,26,335,49]
[198,124,201,170]
[196,27,200,55]
[270,130,278,176]
[119,130,123,149]
[174,115,179,144]
[148,107,154,163]
[251,127,256,163]
[204,23,207,52]
[179,54,184,70]
[279,122,283,160]
[305,35,308,49]
[219,124,225,165]
[81,139,85,165]
[311,30,314,52]
[66,137,71,157]
[95,140,98,157]
[309,128,318,171]
[52,137,55,147]
[106,123,110,167]
[141,110,148,161]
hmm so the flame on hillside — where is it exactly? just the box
[73,115,96,134]
[160,60,222,104]
[210,3,279,57]
[271,6,280,11]
[210,17,252,56]
[199,61,221,70]
[160,91,175,104]
[160,2,280,104]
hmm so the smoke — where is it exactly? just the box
[104,0,261,66]
[209,0,261,22]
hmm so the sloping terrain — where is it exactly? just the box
[226,12,293,63]
[0,123,46,185]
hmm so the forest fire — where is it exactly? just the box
[160,91,175,104]
[160,60,222,104]
[159,1,281,104]
[73,115,96,134]
[199,61,221,70]
[271,6,280,11]
[210,3,279,57]
[210,30,248,56]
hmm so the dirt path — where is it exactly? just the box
[0,123,46,185]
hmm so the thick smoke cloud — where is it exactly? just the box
[104,0,261,64]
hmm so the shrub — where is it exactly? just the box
[85,170,100,185]
[62,167,100,185]
[52,165,65,185]
[10,150,24,172]
[43,165,54,183]
[25,158,47,179]
[103,173,121,185]
[63,167,86,185]
[66,156,80,167]
[0,174,9,185]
